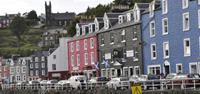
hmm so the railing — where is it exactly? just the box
[2,78,200,91]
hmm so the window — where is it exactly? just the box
[16,66,20,73]
[121,30,126,42]
[71,42,74,52]
[151,44,157,60]
[90,38,94,49]
[189,63,197,74]
[150,21,156,37]
[71,55,74,66]
[30,63,33,69]
[91,52,95,64]
[35,70,39,76]
[76,41,80,51]
[162,18,168,35]
[35,57,39,62]
[10,67,15,74]
[110,33,114,44]
[42,63,45,68]
[84,39,87,50]
[22,66,26,73]
[176,64,183,73]
[101,34,104,45]
[133,26,138,40]
[77,54,80,66]
[23,75,26,81]
[101,69,106,77]
[53,55,56,59]
[30,70,33,76]
[149,2,155,17]
[183,12,190,31]
[198,10,200,28]
[35,63,39,68]
[127,13,131,22]
[162,0,168,14]
[148,65,161,75]
[184,38,191,56]
[104,17,109,29]
[118,15,124,24]
[41,56,45,61]
[123,67,129,77]
[84,53,88,65]
[134,66,140,75]
[163,42,169,58]
[42,70,45,75]
[52,64,56,70]
[95,20,99,32]
[182,0,188,9]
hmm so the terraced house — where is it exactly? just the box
[142,0,200,75]
[97,3,149,78]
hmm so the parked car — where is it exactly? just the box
[106,77,129,90]
[46,80,58,89]
[28,80,40,89]
[55,80,69,90]
[66,75,87,89]
[40,80,48,90]
[166,74,188,89]
[88,77,97,89]
[186,73,200,88]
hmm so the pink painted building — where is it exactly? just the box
[68,22,101,78]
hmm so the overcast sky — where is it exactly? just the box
[0,0,114,15]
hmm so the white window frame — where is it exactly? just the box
[134,66,140,75]
[162,0,168,14]
[84,39,87,50]
[90,52,95,64]
[182,0,188,9]
[84,53,88,65]
[77,54,80,66]
[183,12,190,31]
[42,70,45,75]
[30,70,33,76]
[163,41,170,59]
[162,18,168,35]
[147,65,161,75]
[35,63,39,68]
[189,62,198,74]
[176,63,183,73]
[127,13,131,22]
[42,63,45,68]
[121,30,126,42]
[76,41,80,51]
[35,70,39,76]
[151,43,157,60]
[71,55,74,67]
[198,9,200,28]
[90,38,94,49]
[71,42,74,52]
[21,66,26,73]
[149,2,155,17]
[123,67,129,77]
[150,21,156,37]
[184,38,191,57]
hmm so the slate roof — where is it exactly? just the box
[31,51,49,57]
[52,12,75,20]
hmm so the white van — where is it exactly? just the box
[66,75,87,89]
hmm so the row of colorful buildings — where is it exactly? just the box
[1,0,200,84]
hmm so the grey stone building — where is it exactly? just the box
[28,51,49,81]
[97,3,149,78]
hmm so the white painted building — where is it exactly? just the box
[47,37,70,80]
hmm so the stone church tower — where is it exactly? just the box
[45,1,52,26]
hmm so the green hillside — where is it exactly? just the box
[0,28,43,58]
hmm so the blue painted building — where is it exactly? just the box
[142,0,200,75]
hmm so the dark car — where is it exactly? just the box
[186,73,200,88]
[145,74,161,90]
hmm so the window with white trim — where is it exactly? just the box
[162,0,168,14]
[121,30,126,42]
[182,0,188,9]
[148,65,161,75]
[110,33,114,44]
[35,63,39,68]
[84,53,88,65]
[42,63,45,68]
[42,70,45,75]
[35,70,39,76]
[163,42,169,58]
[151,44,157,60]
[22,66,26,73]
[52,64,56,70]
[35,57,39,62]
[101,34,104,45]
[101,69,106,77]
[198,10,200,28]
[162,18,168,35]
[189,63,197,74]
[76,41,79,51]
[77,54,80,66]
[150,21,155,37]
[118,15,123,24]
[123,67,129,77]
[71,55,74,66]
[134,66,140,75]
[30,70,33,76]
[84,39,87,50]
[71,42,74,52]
[149,2,155,17]
[91,52,94,64]
[16,66,20,73]
[184,38,191,56]
[104,17,109,29]
[176,64,183,73]
[127,13,131,22]
[183,12,190,31]
[90,38,94,49]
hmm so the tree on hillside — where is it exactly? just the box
[10,16,29,47]
[84,4,111,17]
[67,18,79,37]
[26,10,38,26]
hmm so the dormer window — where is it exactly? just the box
[118,15,123,24]
[134,9,140,22]
[82,26,86,35]
[127,13,131,22]
[162,0,168,14]
[95,19,99,32]
[89,24,93,33]
[182,0,188,9]
[149,1,155,17]
[76,25,80,36]
[104,13,109,29]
